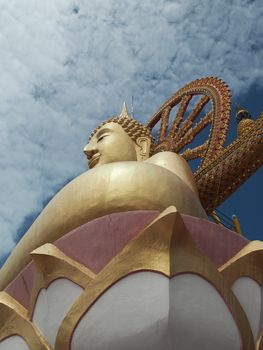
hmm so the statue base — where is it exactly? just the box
[1,207,262,349]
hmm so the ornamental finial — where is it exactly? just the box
[119,101,131,119]
[235,103,252,124]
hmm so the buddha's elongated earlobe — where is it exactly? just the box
[135,136,151,161]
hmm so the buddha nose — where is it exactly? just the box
[83,142,96,159]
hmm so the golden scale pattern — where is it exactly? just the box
[146,77,263,213]
[195,114,263,212]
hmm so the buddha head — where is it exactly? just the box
[83,104,154,169]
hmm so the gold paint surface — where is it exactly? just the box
[0,158,206,290]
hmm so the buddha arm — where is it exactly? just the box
[146,151,199,197]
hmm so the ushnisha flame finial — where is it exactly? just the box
[119,102,131,120]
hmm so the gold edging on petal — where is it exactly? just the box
[28,244,95,320]
[0,292,51,350]
[219,241,263,285]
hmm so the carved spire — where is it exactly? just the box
[119,102,131,120]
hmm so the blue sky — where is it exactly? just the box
[0,0,262,266]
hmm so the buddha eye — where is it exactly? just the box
[97,134,108,142]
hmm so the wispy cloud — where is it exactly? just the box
[0,0,262,263]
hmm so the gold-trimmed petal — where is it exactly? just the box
[219,240,263,285]
[0,292,51,350]
[28,244,95,319]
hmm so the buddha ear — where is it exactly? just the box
[135,136,151,161]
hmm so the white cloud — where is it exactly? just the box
[0,0,262,262]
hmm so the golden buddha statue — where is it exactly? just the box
[0,77,263,350]
[0,103,206,290]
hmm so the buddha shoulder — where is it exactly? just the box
[53,159,202,220]
[145,151,199,196]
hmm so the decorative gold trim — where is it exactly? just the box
[28,244,95,319]
[147,77,231,165]
[219,240,263,285]
[54,207,254,350]
[195,113,263,212]
[147,76,263,213]
[0,292,51,350]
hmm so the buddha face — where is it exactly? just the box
[83,122,151,169]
